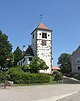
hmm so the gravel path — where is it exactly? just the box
[0,84,80,101]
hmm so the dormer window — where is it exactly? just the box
[42,33,47,38]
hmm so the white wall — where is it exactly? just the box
[37,30,51,40]
[17,56,33,67]
[37,29,52,73]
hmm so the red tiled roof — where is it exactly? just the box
[51,66,60,70]
[31,22,52,34]
[37,22,49,30]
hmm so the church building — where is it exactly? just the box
[17,22,53,74]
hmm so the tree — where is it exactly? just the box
[30,56,48,73]
[0,30,12,70]
[57,53,71,74]
[21,64,30,72]
[13,46,22,66]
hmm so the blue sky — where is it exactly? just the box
[0,0,80,65]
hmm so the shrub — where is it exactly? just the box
[21,64,30,72]
[0,72,4,83]
[33,73,50,83]
[7,67,24,81]
[52,71,63,81]
[7,67,50,84]
[8,71,50,84]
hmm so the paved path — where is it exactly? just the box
[62,76,80,84]
[0,84,80,101]
[59,91,80,101]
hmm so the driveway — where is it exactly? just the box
[0,84,80,101]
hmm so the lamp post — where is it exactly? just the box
[3,58,10,89]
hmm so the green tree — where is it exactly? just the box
[13,46,22,66]
[57,53,71,74]
[21,64,30,72]
[0,30,12,70]
[30,56,48,73]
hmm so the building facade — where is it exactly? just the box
[17,22,53,74]
[17,45,34,66]
[31,23,52,73]
[72,46,80,73]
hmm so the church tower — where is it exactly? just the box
[31,22,52,73]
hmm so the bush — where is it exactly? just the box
[21,64,30,72]
[0,72,4,83]
[8,70,50,84]
[52,71,63,81]
[33,73,50,83]
[7,67,24,81]
[7,67,50,84]
[8,67,24,74]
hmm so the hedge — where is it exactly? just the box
[8,72,50,84]
[0,72,4,83]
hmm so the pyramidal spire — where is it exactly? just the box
[37,22,49,30]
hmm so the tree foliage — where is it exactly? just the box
[13,46,22,66]
[21,64,30,72]
[0,31,12,69]
[57,53,71,74]
[30,56,48,73]
[52,71,63,81]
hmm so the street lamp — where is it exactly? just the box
[3,58,10,89]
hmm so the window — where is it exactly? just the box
[21,61,22,66]
[78,67,80,70]
[33,34,34,38]
[77,60,80,63]
[42,40,46,46]
[23,58,25,63]
[42,33,47,38]
[76,58,80,63]
[19,62,20,66]
[29,57,32,61]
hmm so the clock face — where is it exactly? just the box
[42,40,46,46]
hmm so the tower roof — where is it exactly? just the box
[31,22,52,34]
[37,22,49,30]
[37,22,52,31]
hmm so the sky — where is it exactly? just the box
[0,0,80,65]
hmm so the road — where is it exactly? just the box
[0,84,80,101]
[59,91,80,101]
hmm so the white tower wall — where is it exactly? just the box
[31,23,52,74]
